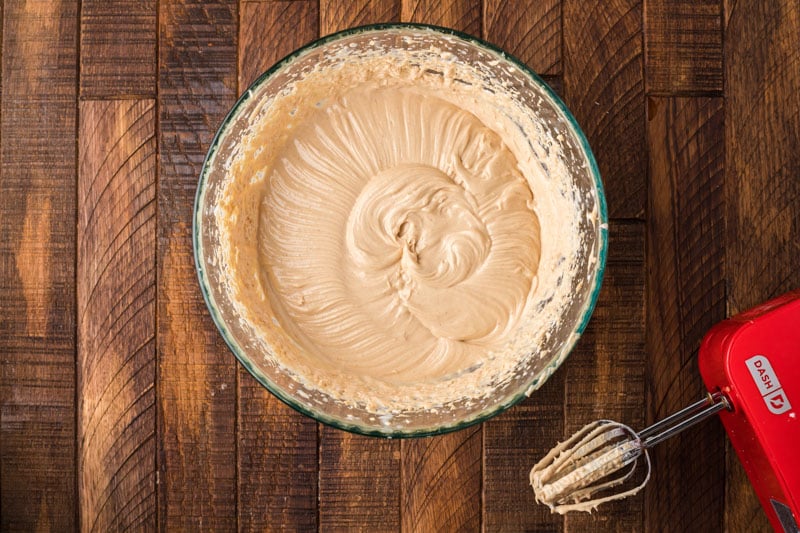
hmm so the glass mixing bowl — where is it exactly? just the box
[194,24,607,437]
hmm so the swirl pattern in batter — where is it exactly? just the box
[258,85,541,385]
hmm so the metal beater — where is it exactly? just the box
[530,392,729,513]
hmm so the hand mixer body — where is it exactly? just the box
[698,290,800,532]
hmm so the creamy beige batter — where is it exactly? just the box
[214,43,587,414]
[261,84,540,385]
[530,420,651,513]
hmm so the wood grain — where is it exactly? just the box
[645,96,726,532]
[483,0,561,76]
[725,1,800,530]
[237,397,318,530]
[723,0,735,28]
[563,4,647,528]
[401,0,481,37]
[239,0,318,89]
[390,5,485,530]
[483,374,565,532]
[401,428,481,532]
[78,99,157,532]
[0,1,78,530]
[480,7,564,529]
[1,2,798,531]
[236,2,319,530]
[724,0,800,317]
[563,221,646,533]
[564,0,646,219]
[541,75,563,99]
[80,0,157,98]
[644,0,723,95]
[321,0,400,35]
[319,428,401,531]
[157,1,238,529]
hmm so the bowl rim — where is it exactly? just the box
[193,22,609,438]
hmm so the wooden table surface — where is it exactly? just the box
[2,0,798,531]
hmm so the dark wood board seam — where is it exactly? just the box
[75,1,83,530]
[646,90,723,97]
[154,0,161,529]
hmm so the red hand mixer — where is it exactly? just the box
[531,290,800,532]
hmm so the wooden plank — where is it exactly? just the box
[77,99,157,532]
[644,0,723,94]
[313,5,405,532]
[0,1,78,530]
[401,428,481,532]
[236,2,319,530]
[645,96,726,532]
[483,374,565,532]
[562,3,646,527]
[563,221,646,532]
[483,0,561,76]
[80,0,157,98]
[319,428,401,531]
[563,0,646,219]
[239,0,318,89]
[391,3,484,530]
[541,75,563,99]
[725,1,800,531]
[157,1,238,529]
[481,7,563,528]
[320,0,400,36]
[401,0,481,37]
[237,399,318,530]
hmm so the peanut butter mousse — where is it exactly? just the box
[214,50,585,414]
